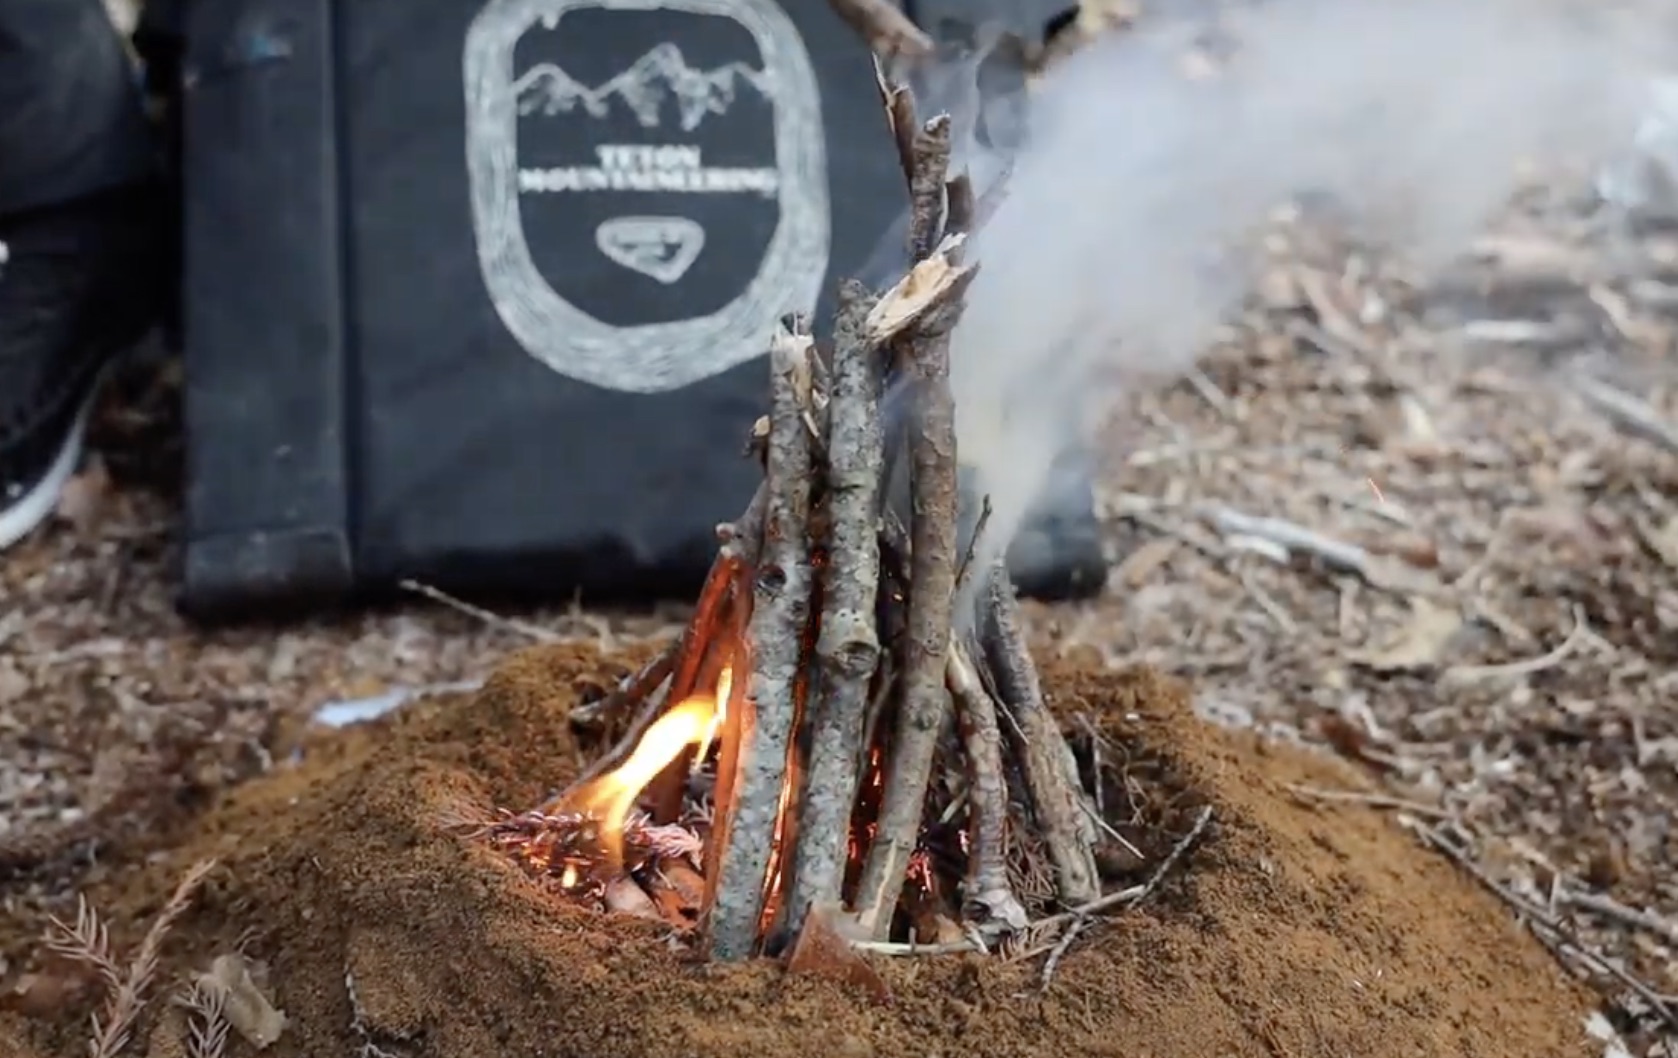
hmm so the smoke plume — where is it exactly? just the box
[942,0,1678,586]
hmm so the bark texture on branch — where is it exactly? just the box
[948,639,1027,930]
[788,282,885,929]
[875,73,919,189]
[907,116,953,262]
[709,321,817,962]
[981,562,1101,906]
[826,0,933,62]
[854,220,964,939]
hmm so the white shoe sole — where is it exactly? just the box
[0,379,104,553]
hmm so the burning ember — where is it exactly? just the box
[560,671,729,870]
[478,670,734,925]
[455,23,1205,981]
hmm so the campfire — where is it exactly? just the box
[468,24,1189,977]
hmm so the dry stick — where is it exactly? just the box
[669,550,748,704]
[700,572,755,926]
[1203,506,1370,578]
[568,645,677,729]
[955,494,993,592]
[874,74,919,189]
[788,282,886,932]
[1573,373,1678,455]
[948,639,1028,930]
[1283,782,1454,820]
[397,580,561,643]
[943,172,976,240]
[1039,806,1214,989]
[980,563,1101,905]
[906,115,953,261]
[853,117,962,942]
[825,0,933,62]
[1416,825,1678,1031]
[1559,888,1678,946]
[856,806,1216,960]
[544,520,761,808]
[709,319,818,962]
[646,494,769,822]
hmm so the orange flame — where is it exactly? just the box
[561,666,730,867]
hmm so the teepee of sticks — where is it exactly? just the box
[475,29,1140,971]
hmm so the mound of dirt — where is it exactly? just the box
[1,645,1597,1058]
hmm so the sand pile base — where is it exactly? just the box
[2,645,1596,1058]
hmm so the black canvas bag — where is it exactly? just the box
[175,0,1103,620]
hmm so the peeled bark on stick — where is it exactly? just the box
[700,580,753,923]
[787,282,885,929]
[670,552,746,703]
[854,251,964,941]
[947,638,1028,930]
[709,319,818,962]
[875,77,919,189]
[980,562,1101,905]
[647,545,749,822]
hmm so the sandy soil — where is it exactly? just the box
[0,647,1603,1058]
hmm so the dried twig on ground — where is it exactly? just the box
[1441,605,1590,685]
[1558,889,1678,947]
[790,283,885,929]
[1573,374,1678,455]
[1204,507,1371,578]
[397,580,561,643]
[1039,806,1214,989]
[710,319,818,962]
[1283,783,1454,820]
[1416,825,1678,1031]
[568,646,677,730]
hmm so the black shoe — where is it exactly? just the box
[0,185,166,549]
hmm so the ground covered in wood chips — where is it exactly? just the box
[0,645,1605,1058]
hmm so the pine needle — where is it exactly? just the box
[45,897,122,991]
[176,978,231,1058]
[86,858,217,1058]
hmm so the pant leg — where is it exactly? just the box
[0,0,156,215]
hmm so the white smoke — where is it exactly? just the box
[946,0,1678,583]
